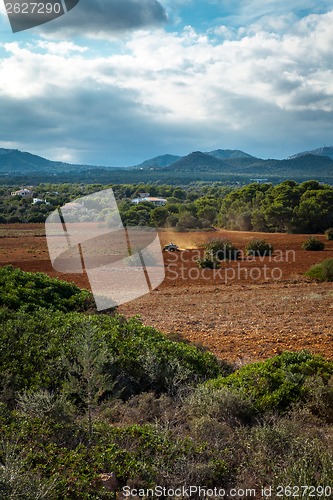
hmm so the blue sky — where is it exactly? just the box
[0,0,333,166]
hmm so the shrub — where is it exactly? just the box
[203,239,239,261]
[0,441,57,499]
[196,257,219,269]
[302,375,333,423]
[305,258,333,282]
[236,416,333,489]
[101,392,175,425]
[0,309,223,398]
[245,239,273,257]
[204,351,333,413]
[17,390,73,422]
[325,227,333,240]
[185,385,256,426]
[0,266,92,312]
[302,236,325,251]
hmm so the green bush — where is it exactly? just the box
[0,266,92,312]
[302,236,325,251]
[305,258,333,282]
[196,257,219,269]
[245,238,273,257]
[325,227,333,240]
[17,390,74,423]
[236,416,333,490]
[185,384,256,426]
[203,238,239,261]
[2,393,332,497]
[0,309,224,399]
[0,440,57,499]
[204,351,333,413]
[0,350,333,497]
[301,375,333,423]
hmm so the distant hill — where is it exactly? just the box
[134,154,181,168]
[164,151,229,172]
[0,148,114,175]
[289,146,333,161]
[0,149,59,173]
[206,149,257,160]
[0,146,333,185]
[157,150,265,173]
[141,150,333,184]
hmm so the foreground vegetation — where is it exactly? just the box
[0,267,332,498]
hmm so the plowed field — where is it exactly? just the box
[0,224,332,363]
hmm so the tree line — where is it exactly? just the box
[1,180,333,233]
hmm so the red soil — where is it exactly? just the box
[0,224,332,363]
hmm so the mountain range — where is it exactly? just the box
[0,146,332,185]
[289,146,333,161]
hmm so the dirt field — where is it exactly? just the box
[0,224,332,363]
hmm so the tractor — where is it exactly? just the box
[162,243,180,252]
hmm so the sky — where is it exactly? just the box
[0,0,333,166]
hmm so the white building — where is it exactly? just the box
[32,198,50,205]
[131,193,167,206]
[11,188,33,197]
[32,198,44,204]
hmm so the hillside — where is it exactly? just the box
[1,146,333,185]
[206,148,256,160]
[289,146,333,161]
[0,148,115,175]
[150,151,333,184]
[134,154,181,168]
[162,151,233,172]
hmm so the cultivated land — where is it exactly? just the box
[0,224,332,363]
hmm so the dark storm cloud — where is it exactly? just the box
[2,79,333,166]
[0,85,177,166]
[38,0,167,35]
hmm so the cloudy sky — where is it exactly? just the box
[0,0,332,166]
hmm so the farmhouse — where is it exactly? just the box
[32,198,50,205]
[131,193,167,206]
[32,198,44,204]
[11,188,33,197]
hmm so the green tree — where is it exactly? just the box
[176,212,201,230]
[63,326,113,443]
[172,188,186,200]
[263,204,293,232]
[150,206,169,227]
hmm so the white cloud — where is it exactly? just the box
[98,10,333,118]
[1,9,333,162]
[36,41,88,54]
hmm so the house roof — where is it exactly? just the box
[144,197,167,202]
[132,196,167,203]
